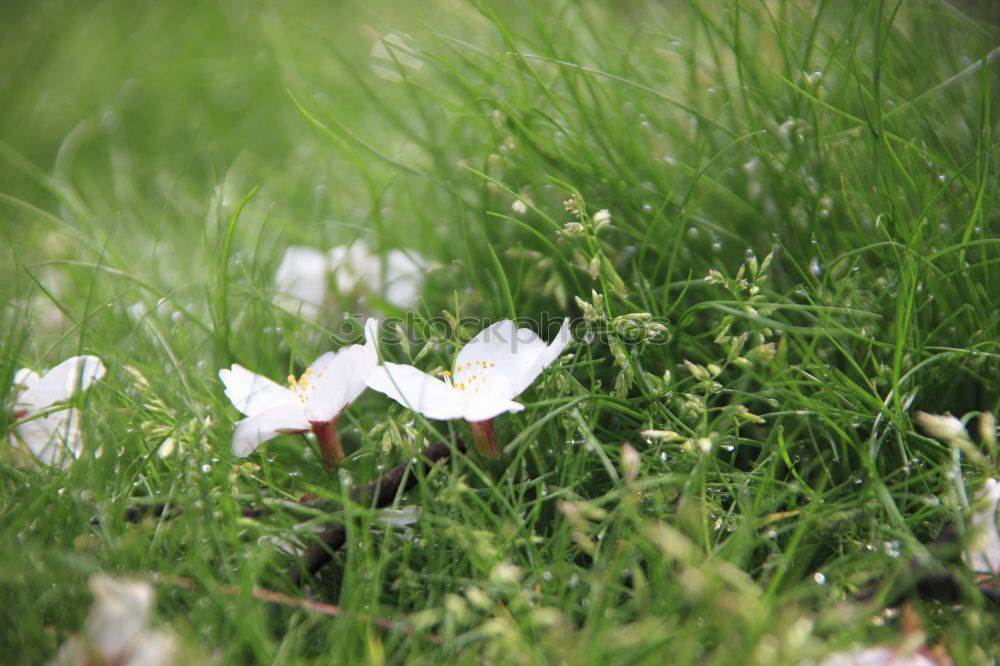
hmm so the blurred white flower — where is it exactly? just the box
[219,318,379,467]
[819,646,939,666]
[274,246,329,318]
[51,575,177,666]
[329,242,424,310]
[366,318,571,458]
[914,411,969,444]
[274,242,424,318]
[966,478,1000,575]
[9,355,105,467]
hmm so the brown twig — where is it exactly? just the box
[291,438,466,585]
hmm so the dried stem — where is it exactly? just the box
[291,438,465,585]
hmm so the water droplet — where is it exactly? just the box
[686,227,699,239]
[200,464,212,474]
[809,257,821,277]
[813,572,827,584]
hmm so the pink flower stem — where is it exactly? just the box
[468,419,501,459]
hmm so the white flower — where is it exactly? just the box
[9,355,105,467]
[274,246,330,318]
[274,242,425,318]
[329,242,425,310]
[219,318,379,467]
[966,478,1000,574]
[914,411,970,444]
[51,575,177,666]
[365,318,571,458]
[819,646,938,666]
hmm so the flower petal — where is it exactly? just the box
[462,395,526,422]
[510,317,572,396]
[232,405,309,457]
[452,320,523,398]
[967,478,1000,574]
[219,365,298,417]
[303,342,377,422]
[384,250,424,309]
[12,408,84,467]
[366,363,467,420]
[274,246,329,318]
[329,242,380,294]
[13,368,41,391]
[19,355,105,411]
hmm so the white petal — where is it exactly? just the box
[364,317,380,358]
[967,478,1000,574]
[461,395,526,422]
[308,351,340,375]
[219,365,298,417]
[384,250,425,309]
[274,246,329,317]
[12,408,84,467]
[329,242,380,294]
[366,363,467,420]
[452,320,523,398]
[303,343,377,421]
[19,355,105,410]
[86,576,154,661]
[12,368,41,390]
[232,405,310,457]
[510,317,572,396]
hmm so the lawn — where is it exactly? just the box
[2,1,999,663]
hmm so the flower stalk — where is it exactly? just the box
[311,417,344,468]
[468,419,500,459]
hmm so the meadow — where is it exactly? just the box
[1,1,999,663]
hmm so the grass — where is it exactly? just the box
[1,0,999,662]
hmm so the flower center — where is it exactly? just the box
[287,366,323,403]
[450,360,498,393]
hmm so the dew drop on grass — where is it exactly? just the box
[542,571,553,582]
[200,464,212,474]
[642,203,653,214]
[659,451,668,462]
[686,227,699,239]
[712,242,722,252]
[813,572,827,585]
[809,257,821,277]
[767,530,777,540]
